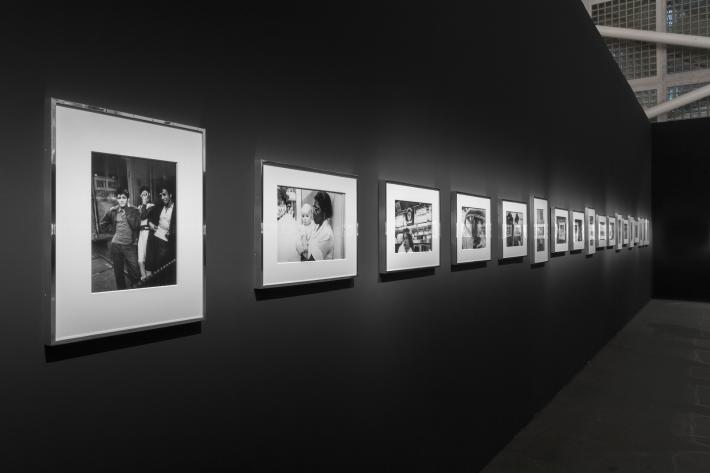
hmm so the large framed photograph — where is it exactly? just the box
[628,216,636,248]
[452,192,491,264]
[570,210,584,252]
[530,196,549,263]
[585,207,596,255]
[380,181,440,273]
[615,213,623,250]
[623,217,630,246]
[256,162,357,287]
[607,216,616,248]
[49,99,205,344]
[597,215,607,249]
[552,207,569,254]
[499,199,527,259]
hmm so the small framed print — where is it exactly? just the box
[585,207,596,255]
[256,161,358,288]
[49,99,206,344]
[530,196,549,263]
[570,210,585,252]
[452,192,491,264]
[628,216,635,248]
[623,218,630,246]
[380,181,440,273]
[499,199,527,259]
[634,218,640,246]
[615,213,623,250]
[552,207,569,254]
[607,216,616,248]
[597,215,607,248]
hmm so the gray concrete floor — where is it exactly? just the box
[482,299,710,473]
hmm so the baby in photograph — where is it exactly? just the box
[296,203,316,261]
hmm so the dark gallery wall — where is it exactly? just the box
[0,4,652,473]
[653,118,710,301]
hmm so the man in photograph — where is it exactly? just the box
[99,188,141,290]
[146,187,176,284]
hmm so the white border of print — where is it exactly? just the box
[50,99,205,344]
[381,181,440,273]
[552,207,569,254]
[452,192,491,264]
[530,196,549,264]
[499,199,527,259]
[259,162,358,287]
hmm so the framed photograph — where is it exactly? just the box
[585,207,596,255]
[452,192,491,264]
[634,218,640,246]
[380,181,440,273]
[530,196,549,263]
[499,199,527,259]
[570,210,585,252]
[256,162,357,287]
[628,216,636,247]
[552,207,569,254]
[49,99,205,344]
[597,215,607,249]
[623,217,630,246]
[645,219,650,246]
[615,213,623,250]
[607,216,616,248]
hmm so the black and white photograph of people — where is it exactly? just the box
[276,186,346,262]
[91,152,177,293]
[395,200,433,253]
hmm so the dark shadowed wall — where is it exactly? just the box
[653,118,710,301]
[0,3,652,472]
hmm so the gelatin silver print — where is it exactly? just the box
[276,186,345,262]
[395,200,433,253]
[92,152,177,293]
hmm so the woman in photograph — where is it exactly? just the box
[397,228,414,253]
[306,191,334,260]
[136,186,155,281]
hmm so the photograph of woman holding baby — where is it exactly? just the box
[276,186,345,263]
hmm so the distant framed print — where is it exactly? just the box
[628,216,635,247]
[380,181,440,273]
[552,207,569,254]
[452,192,491,264]
[257,161,357,287]
[570,210,584,252]
[499,199,527,259]
[585,207,596,255]
[530,196,548,263]
[597,215,607,248]
[634,218,640,246]
[48,99,205,344]
[622,218,629,246]
[607,216,616,248]
[615,213,623,250]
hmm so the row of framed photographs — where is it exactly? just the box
[257,163,651,287]
[49,99,650,345]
